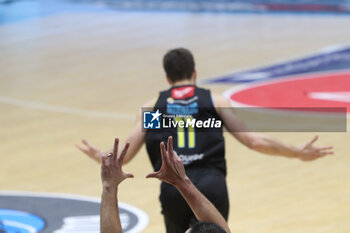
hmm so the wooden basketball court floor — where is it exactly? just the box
[1,8,350,233]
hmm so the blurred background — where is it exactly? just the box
[1,0,350,233]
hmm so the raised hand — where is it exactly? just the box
[297,135,334,161]
[76,139,104,163]
[101,138,134,190]
[146,136,187,187]
[147,137,231,233]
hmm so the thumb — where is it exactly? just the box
[146,172,159,179]
[125,173,134,179]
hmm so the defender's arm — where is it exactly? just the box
[146,137,231,233]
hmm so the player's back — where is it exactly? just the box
[145,85,226,174]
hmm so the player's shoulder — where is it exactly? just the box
[142,98,157,108]
[210,92,232,108]
[135,98,157,122]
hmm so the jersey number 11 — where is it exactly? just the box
[175,116,195,149]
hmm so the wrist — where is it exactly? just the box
[102,184,118,194]
[291,146,303,158]
[174,176,192,190]
[281,144,301,158]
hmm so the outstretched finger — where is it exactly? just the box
[118,142,130,164]
[82,139,92,148]
[167,136,173,158]
[319,146,334,151]
[307,135,319,147]
[160,141,168,164]
[320,151,334,155]
[75,144,88,153]
[113,138,119,161]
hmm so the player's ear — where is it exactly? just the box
[166,75,173,85]
[192,69,197,82]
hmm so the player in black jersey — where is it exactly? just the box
[77,48,334,233]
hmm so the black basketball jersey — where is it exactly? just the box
[145,85,226,175]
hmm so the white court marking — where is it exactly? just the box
[1,95,348,130]
[0,96,134,120]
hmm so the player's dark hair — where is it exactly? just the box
[163,48,195,83]
[189,222,227,233]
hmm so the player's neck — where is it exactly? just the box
[171,79,195,87]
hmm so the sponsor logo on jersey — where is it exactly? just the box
[175,151,204,165]
[171,86,195,99]
[167,102,198,115]
[0,191,148,233]
[167,96,198,105]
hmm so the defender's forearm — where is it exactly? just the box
[100,188,122,233]
[175,178,231,233]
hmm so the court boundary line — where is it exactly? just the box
[0,96,135,120]
[200,44,350,84]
